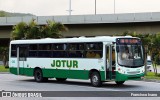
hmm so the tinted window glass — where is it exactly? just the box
[29,44,38,57]
[85,42,103,58]
[11,44,17,57]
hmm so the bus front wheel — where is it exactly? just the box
[115,81,125,85]
[34,69,48,82]
[90,72,102,87]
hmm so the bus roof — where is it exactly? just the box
[10,36,138,44]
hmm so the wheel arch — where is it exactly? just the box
[89,69,100,79]
[33,67,42,75]
[33,67,48,82]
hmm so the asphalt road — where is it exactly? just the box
[0,73,160,100]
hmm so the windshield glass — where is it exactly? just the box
[117,44,144,67]
[147,61,152,65]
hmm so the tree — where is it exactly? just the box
[0,47,9,68]
[11,19,68,40]
[0,11,6,17]
[40,20,67,38]
[11,22,27,40]
[25,19,40,39]
[149,33,160,75]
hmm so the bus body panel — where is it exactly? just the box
[9,58,106,80]
[9,36,145,84]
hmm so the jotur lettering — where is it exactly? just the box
[51,60,78,68]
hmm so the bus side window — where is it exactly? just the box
[67,43,84,58]
[78,43,84,57]
[86,43,102,58]
[38,44,52,57]
[11,44,17,57]
[86,50,95,58]
[68,44,76,57]
[52,44,67,58]
[19,46,28,61]
[29,44,38,57]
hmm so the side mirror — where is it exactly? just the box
[116,46,119,52]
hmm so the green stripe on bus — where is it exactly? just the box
[10,67,34,76]
[9,67,105,81]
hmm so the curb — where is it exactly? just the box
[0,72,10,74]
[142,78,160,83]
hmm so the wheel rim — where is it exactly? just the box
[36,71,41,80]
[92,75,98,84]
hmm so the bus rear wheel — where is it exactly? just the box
[56,78,67,82]
[115,81,125,85]
[90,72,102,87]
[34,69,48,82]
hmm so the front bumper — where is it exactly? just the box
[115,71,144,81]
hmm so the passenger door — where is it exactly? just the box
[17,45,28,75]
[105,45,116,80]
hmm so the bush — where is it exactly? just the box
[157,74,160,77]
[5,65,9,68]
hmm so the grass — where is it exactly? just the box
[0,65,9,72]
[157,65,160,68]
[144,72,160,80]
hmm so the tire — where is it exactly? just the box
[34,69,48,82]
[115,81,125,85]
[90,72,102,87]
[56,78,67,82]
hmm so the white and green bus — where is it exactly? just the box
[9,36,144,87]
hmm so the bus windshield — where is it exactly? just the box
[116,38,144,67]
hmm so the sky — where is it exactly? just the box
[0,0,160,16]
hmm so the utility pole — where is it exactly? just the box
[67,0,72,15]
[114,0,115,14]
[95,0,97,15]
